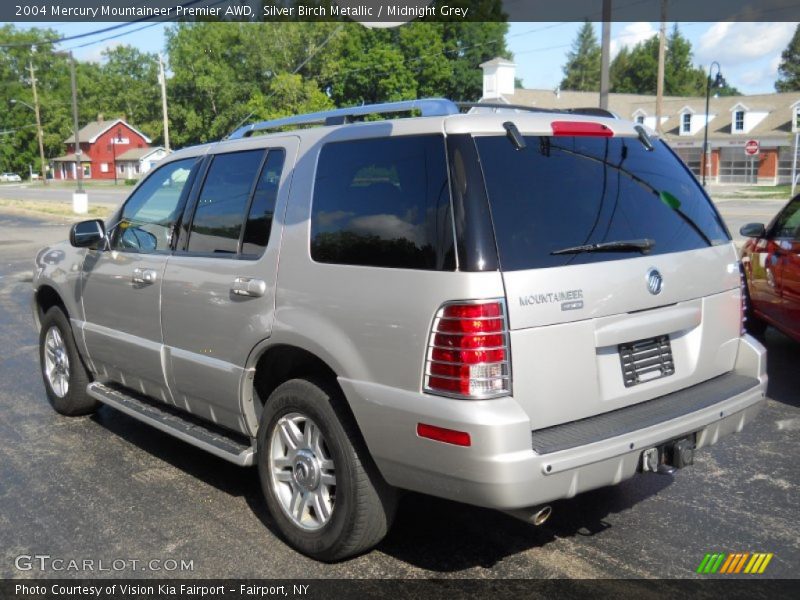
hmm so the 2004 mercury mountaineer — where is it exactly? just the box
[32,99,767,561]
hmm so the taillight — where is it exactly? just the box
[738,262,748,335]
[424,300,511,399]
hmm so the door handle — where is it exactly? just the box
[132,267,157,285]
[231,277,266,297]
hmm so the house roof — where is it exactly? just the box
[51,153,91,163]
[480,57,515,68]
[63,118,152,144]
[116,147,164,161]
[496,89,800,141]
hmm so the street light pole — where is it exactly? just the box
[27,58,48,185]
[68,52,84,195]
[702,61,726,187]
[158,54,170,153]
[112,128,121,186]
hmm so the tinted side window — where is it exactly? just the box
[187,149,264,254]
[241,150,286,256]
[475,136,730,271]
[112,158,198,253]
[310,135,454,270]
[771,197,800,240]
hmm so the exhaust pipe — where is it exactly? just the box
[502,505,552,526]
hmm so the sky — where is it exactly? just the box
[15,20,799,95]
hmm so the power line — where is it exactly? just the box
[0,0,207,49]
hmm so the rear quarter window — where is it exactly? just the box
[475,135,730,271]
[310,135,455,270]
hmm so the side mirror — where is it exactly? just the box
[739,223,766,238]
[69,219,106,248]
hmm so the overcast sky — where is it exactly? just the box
[16,20,800,95]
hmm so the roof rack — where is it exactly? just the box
[458,102,618,119]
[228,98,459,139]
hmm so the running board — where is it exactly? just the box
[86,382,255,466]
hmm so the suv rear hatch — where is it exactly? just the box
[469,123,741,429]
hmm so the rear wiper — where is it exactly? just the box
[551,238,655,256]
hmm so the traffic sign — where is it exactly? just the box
[744,139,760,156]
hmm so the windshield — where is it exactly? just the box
[474,135,730,271]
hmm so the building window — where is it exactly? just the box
[636,115,645,124]
[795,109,800,131]
[82,164,90,177]
[734,110,745,132]
[100,163,109,173]
[682,113,691,133]
[118,164,125,174]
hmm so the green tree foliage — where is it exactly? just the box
[609,25,734,96]
[560,22,601,91]
[776,23,800,92]
[2,18,510,170]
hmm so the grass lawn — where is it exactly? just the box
[0,199,112,220]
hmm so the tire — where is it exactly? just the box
[38,306,98,416]
[257,378,397,561]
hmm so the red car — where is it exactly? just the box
[740,194,800,342]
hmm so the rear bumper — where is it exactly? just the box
[341,335,767,510]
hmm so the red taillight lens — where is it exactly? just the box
[551,121,613,137]
[417,423,471,446]
[424,300,511,399]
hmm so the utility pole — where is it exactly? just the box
[68,51,87,213]
[158,54,170,152]
[599,0,612,110]
[69,52,83,194]
[655,1,667,134]
[27,56,48,185]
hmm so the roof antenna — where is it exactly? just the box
[503,121,527,151]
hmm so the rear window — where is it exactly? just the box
[310,135,455,270]
[475,135,730,271]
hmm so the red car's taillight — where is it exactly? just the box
[424,300,511,399]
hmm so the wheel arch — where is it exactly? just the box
[33,284,70,330]
[243,342,368,451]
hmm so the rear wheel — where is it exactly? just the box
[38,307,98,416]
[257,378,396,561]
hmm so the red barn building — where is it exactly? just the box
[52,116,153,181]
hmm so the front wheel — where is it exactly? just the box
[257,378,396,561]
[38,306,98,416]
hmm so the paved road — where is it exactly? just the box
[0,213,797,580]
[715,198,787,243]
[0,183,128,208]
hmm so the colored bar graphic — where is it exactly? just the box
[758,554,773,574]
[697,552,772,575]
[734,553,749,573]
[697,554,712,574]
[720,554,736,574]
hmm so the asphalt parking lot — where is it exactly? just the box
[0,202,797,580]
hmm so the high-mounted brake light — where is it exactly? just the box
[424,300,511,399]
[551,121,614,137]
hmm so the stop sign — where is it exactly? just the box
[744,139,760,156]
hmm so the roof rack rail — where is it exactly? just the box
[459,102,618,119]
[228,98,459,139]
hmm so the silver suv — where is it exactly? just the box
[32,99,767,561]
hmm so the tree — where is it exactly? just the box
[610,25,711,96]
[776,24,800,92]
[560,22,601,91]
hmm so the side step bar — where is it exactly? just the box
[87,382,255,466]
